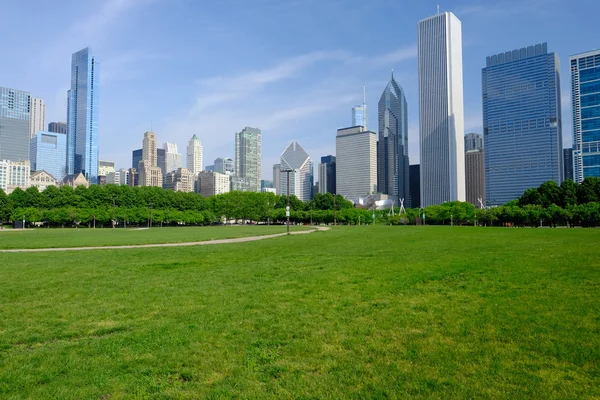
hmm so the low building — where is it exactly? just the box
[197,171,230,197]
[164,168,195,192]
[107,168,132,186]
[0,160,30,194]
[30,170,58,192]
[61,172,89,188]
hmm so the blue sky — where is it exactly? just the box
[1,0,598,179]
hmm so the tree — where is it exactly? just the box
[560,179,578,207]
[538,181,561,207]
[519,188,542,206]
[577,177,600,204]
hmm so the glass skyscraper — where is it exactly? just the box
[318,155,336,195]
[0,87,31,162]
[571,49,600,181]
[67,47,99,183]
[30,131,67,181]
[418,12,465,206]
[483,43,563,205]
[378,73,409,202]
[233,127,261,192]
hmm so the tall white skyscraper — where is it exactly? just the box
[186,135,203,175]
[336,126,377,199]
[273,163,281,194]
[233,127,261,192]
[163,142,183,173]
[29,98,45,139]
[418,11,465,206]
[279,141,313,201]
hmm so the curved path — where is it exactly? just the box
[0,227,331,253]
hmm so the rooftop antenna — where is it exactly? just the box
[437,4,440,14]
[391,68,394,78]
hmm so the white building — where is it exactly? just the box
[272,163,281,194]
[30,170,58,192]
[187,135,203,175]
[197,171,230,197]
[335,126,377,199]
[0,160,30,194]
[279,141,312,201]
[163,142,183,173]
[418,12,466,206]
[98,160,115,177]
[233,127,261,192]
[29,98,45,139]
[106,168,131,185]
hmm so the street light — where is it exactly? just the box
[280,168,294,235]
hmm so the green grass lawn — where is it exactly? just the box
[0,226,598,398]
[0,225,310,249]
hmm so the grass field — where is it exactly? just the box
[0,226,599,398]
[0,225,310,249]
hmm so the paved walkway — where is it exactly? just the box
[0,227,331,253]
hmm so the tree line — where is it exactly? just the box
[1,177,598,228]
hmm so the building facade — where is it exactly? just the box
[98,160,115,177]
[564,148,574,181]
[336,126,377,199]
[163,142,183,173]
[234,127,261,192]
[214,157,234,175]
[187,135,203,175]
[272,163,281,194]
[30,131,67,181]
[465,132,484,152]
[30,170,58,192]
[418,12,466,206]
[378,73,409,203]
[465,150,485,206]
[0,87,31,162]
[164,168,195,192]
[62,172,89,189]
[67,47,99,183]
[571,49,600,181]
[29,98,45,139]
[318,155,336,194]
[409,164,420,208]
[48,122,67,134]
[279,141,313,201]
[138,131,162,187]
[0,160,30,194]
[483,43,563,205]
[197,171,230,197]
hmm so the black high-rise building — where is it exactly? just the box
[409,164,420,208]
[563,148,574,181]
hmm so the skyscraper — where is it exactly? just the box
[48,122,67,134]
[351,86,368,128]
[67,47,99,183]
[318,155,336,194]
[0,86,31,162]
[187,135,203,175]
[418,12,465,206]
[564,148,574,181]
[280,141,312,201]
[483,43,563,205]
[163,142,182,173]
[29,98,45,139]
[378,73,409,203]
[138,131,162,187]
[570,49,600,181]
[273,163,281,194]
[336,126,377,199]
[233,127,261,192]
[464,132,484,152]
[214,157,234,175]
[29,131,67,181]
[409,165,421,208]
[464,133,484,206]
[142,131,158,166]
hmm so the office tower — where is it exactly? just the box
[571,49,600,181]
[261,180,273,190]
[107,168,130,185]
[163,142,183,173]
[564,148,574,181]
[352,85,368,128]
[187,135,203,175]
[233,127,261,192]
[318,155,336,194]
[0,160,30,194]
[409,165,421,208]
[29,98,45,139]
[465,150,485,206]
[127,168,136,187]
[214,157,234,175]
[418,12,465,206]
[378,73,409,202]
[197,171,230,196]
[48,122,67,134]
[164,168,195,192]
[336,126,377,199]
[483,43,563,205]
[132,149,142,169]
[279,141,312,201]
[98,160,115,177]
[138,131,162,187]
[29,131,67,181]
[273,163,281,194]
[0,87,31,162]
[465,132,484,151]
[157,148,166,177]
[67,47,99,183]
[30,170,58,192]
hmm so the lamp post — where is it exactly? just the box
[280,168,294,235]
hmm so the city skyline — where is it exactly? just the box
[1,0,597,180]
